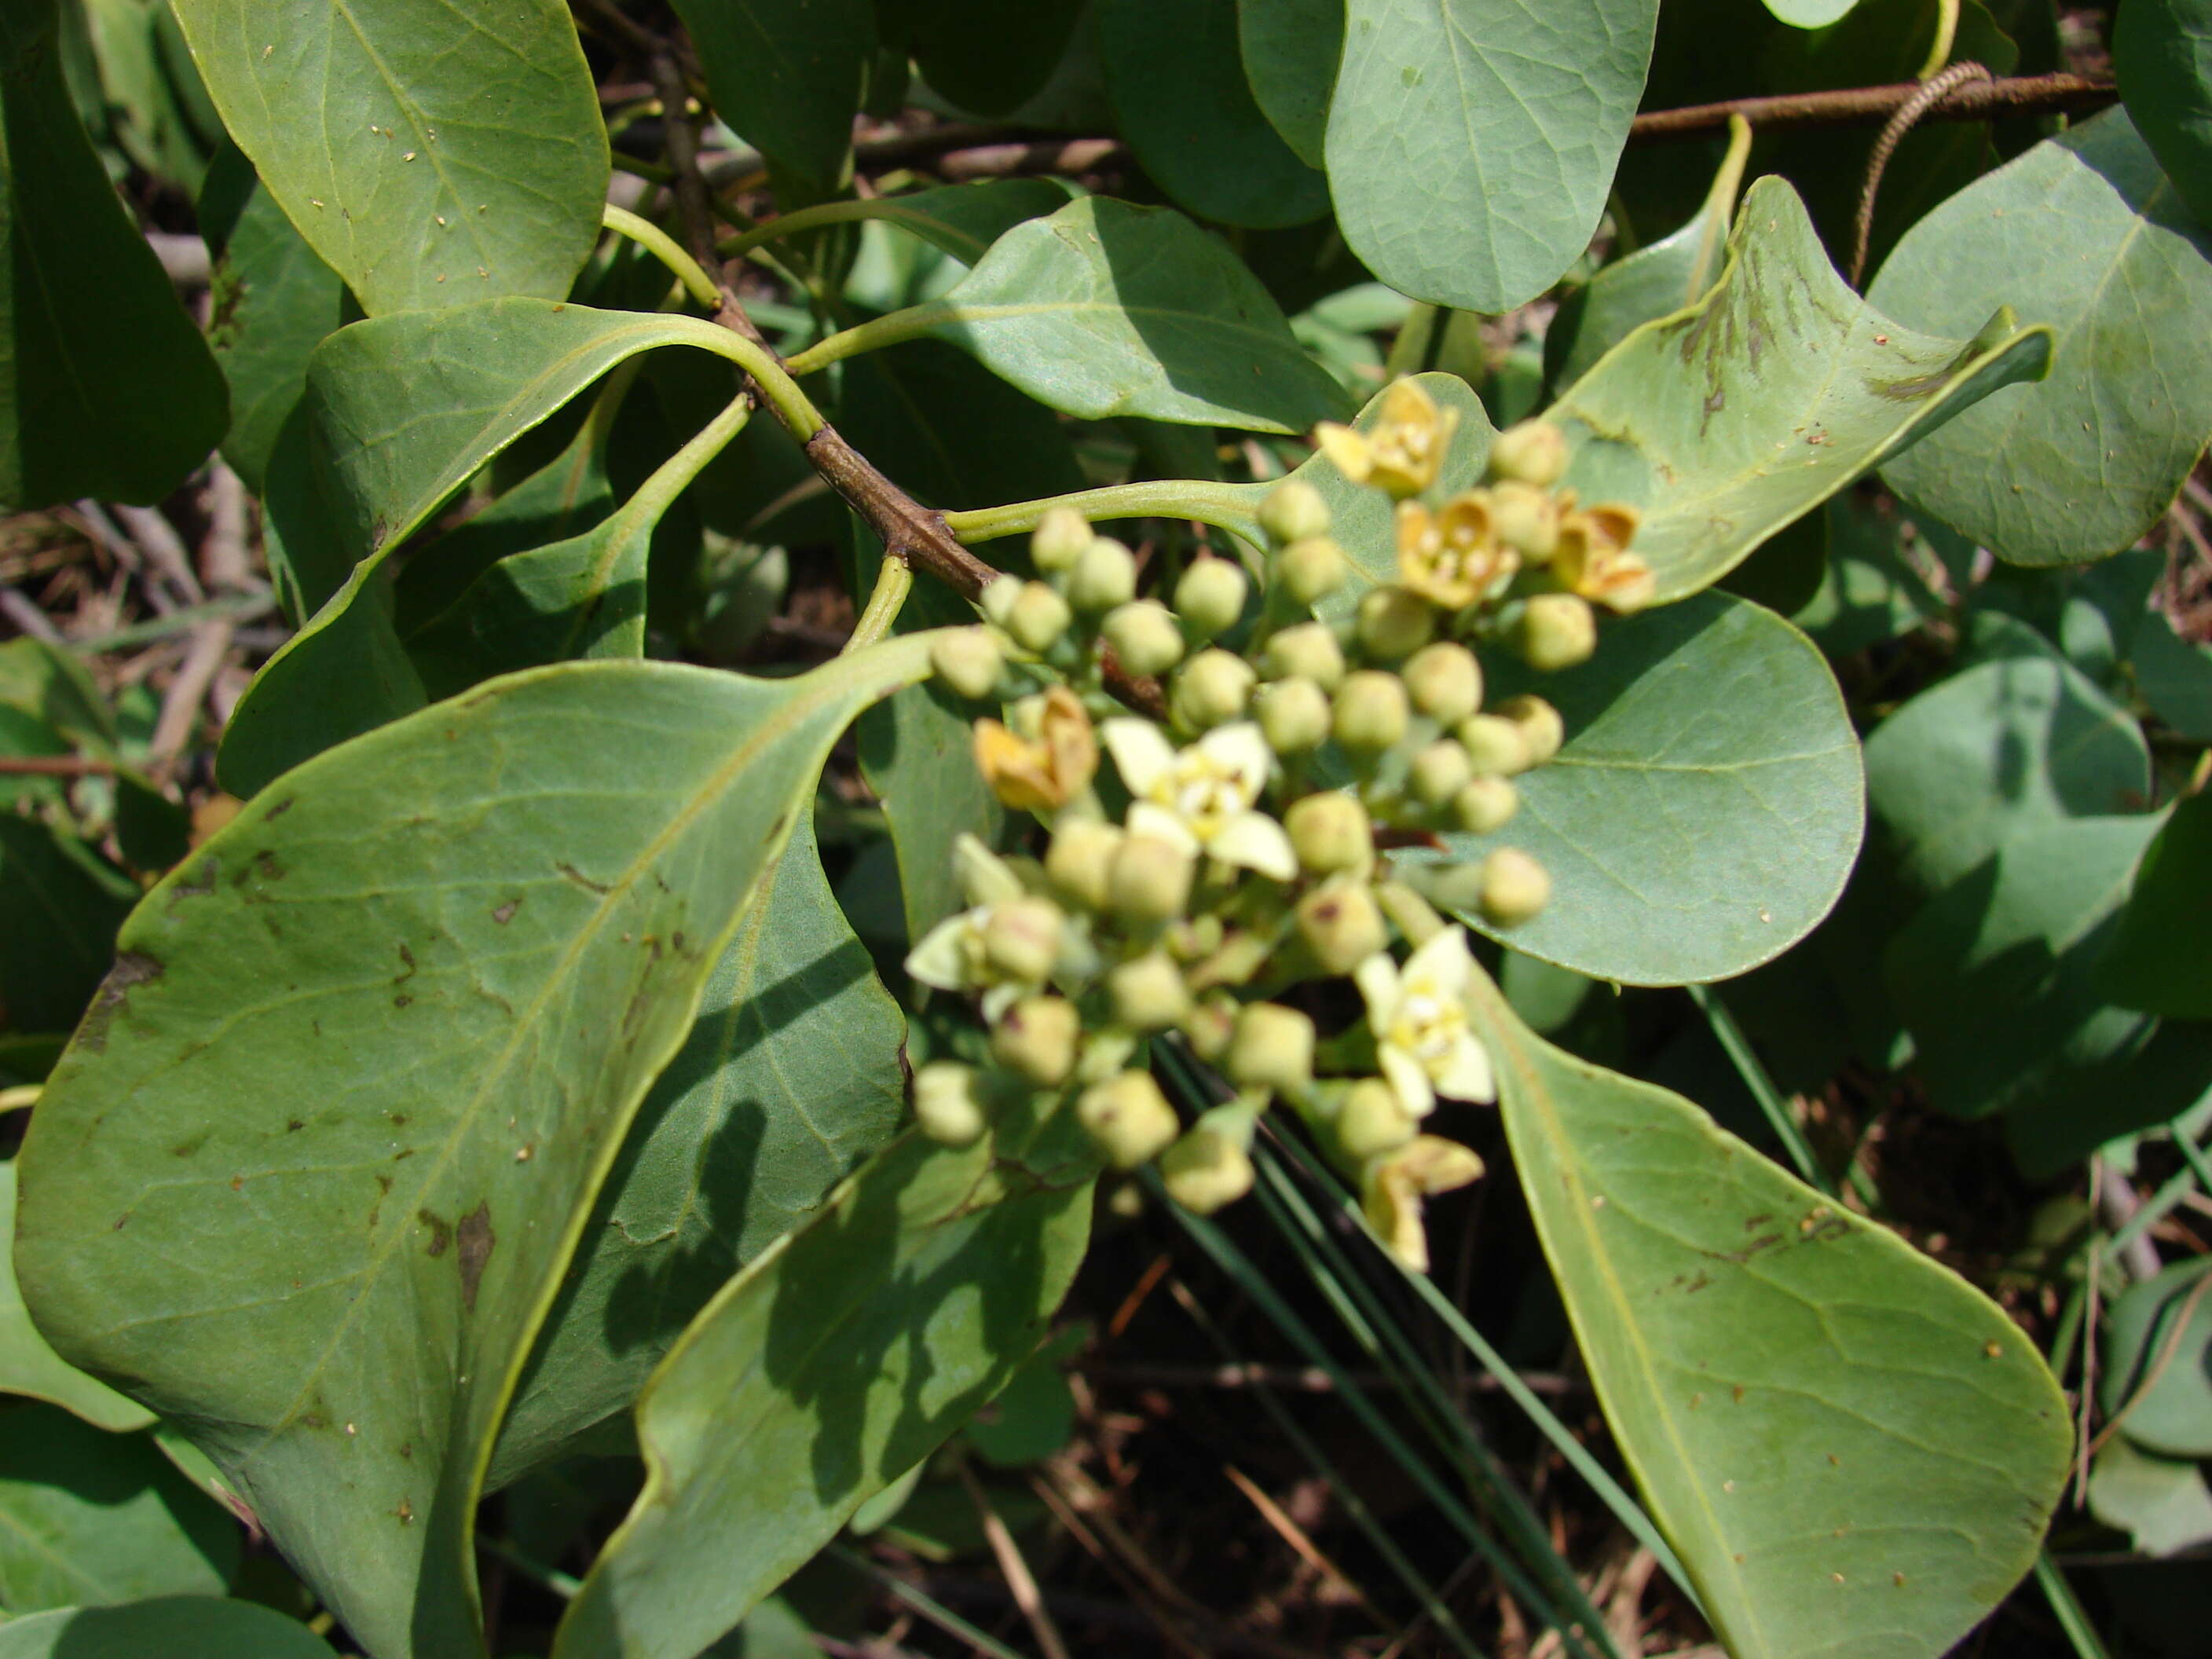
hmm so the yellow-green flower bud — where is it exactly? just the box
[1335,1078,1417,1160]
[1108,951,1190,1031]
[1045,819,1124,911]
[1488,420,1567,488]
[1227,1002,1314,1095]
[1493,694,1565,765]
[1408,740,1472,808]
[1296,881,1388,976]
[1518,593,1596,672]
[1284,791,1371,876]
[979,573,1023,628]
[1356,586,1437,662]
[928,627,1004,701]
[991,994,1081,1086]
[1401,642,1481,723]
[1170,648,1255,731]
[1160,1125,1254,1214]
[1174,557,1249,639]
[981,895,1063,984]
[1258,478,1331,545]
[1109,834,1196,926]
[1454,775,1519,834]
[1101,600,1185,678]
[1489,480,1559,562]
[913,1061,989,1147]
[1166,913,1224,961]
[1031,506,1093,573]
[1263,621,1345,690]
[1258,676,1331,756]
[1180,992,1238,1062]
[1006,581,1075,654]
[1456,712,1531,777]
[1068,536,1137,613]
[1479,848,1551,927]
[1277,536,1348,605]
[1333,670,1408,755]
[1078,1070,1181,1169]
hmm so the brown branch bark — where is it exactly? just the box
[1628,71,2115,142]
[0,755,115,778]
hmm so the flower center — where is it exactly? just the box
[1392,988,1467,1074]
[1162,753,1256,838]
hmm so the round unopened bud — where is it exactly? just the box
[1356,587,1437,662]
[1045,819,1124,911]
[1109,835,1196,926]
[1258,478,1332,545]
[1170,649,1254,731]
[979,574,1023,628]
[1108,951,1190,1031]
[1005,581,1074,654]
[1456,713,1531,777]
[1489,480,1560,562]
[1277,537,1348,605]
[1333,670,1408,755]
[1228,1003,1314,1096]
[1068,537,1137,613]
[1518,593,1596,672]
[1335,1079,1417,1160]
[1031,507,1093,573]
[929,627,1004,701]
[992,994,1081,1086]
[981,896,1063,985]
[1258,676,1331,755]
[1453,775,1519,834]
[1285,791,1371,876]
[1263,621,1345,690]
[1489,420,1567,488]
[1297,882,1388,976]
[1174,557,1249,639]
[1493,694,1565,765]
[1409,740,1473,808]
[1181,994,1237,1062]
[1401,643,1482,723]
[1161,1126,1254,1214]
[1166,914,1224,961]
[913,1062,989,1147]
[1479,848,1551,927]
[1078,1070,1181,1169]
[1101,600,1185,678]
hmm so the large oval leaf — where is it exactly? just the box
[15,640,936,1659]
[169,0,608,315]
[0,1597,333,1659]
[2113,0,2212,233]
[1465,964,2071,1659]
[1872,109,2212,567]
[0,1166,151,1432]
[670,0,870,189]
[1237,0,1341,166]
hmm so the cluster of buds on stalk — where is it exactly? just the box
[908,382,1643,1273]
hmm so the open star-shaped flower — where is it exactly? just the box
[1353,928,1496,1115]
[1100,720,1296,882]
[903,836,1054,1020]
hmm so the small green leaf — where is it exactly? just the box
[1324,0,1658,313]
[1465,965,2071,1659]
[859,676,1005,946]
[877,0,1082,117]
[2114,0,2212,231]
[2100,1257,2212,1460]
[551,1108,1099,1659]
[965,1343,1078,1468]
[1787,496,1944,657]
[0,1597,335,1659]
[1873,109,2212,566]
[0,817,135,1036]
[2087,1437,2212,1557]
[168,0,609,316]
[2132,611,2212,742]
[16,640,938,1659]
[0,1165,152,1432]
[1236,0,1342,167]
[672,0,871,187]
[1549,177,2052,603]
[2097,787,2212,1019]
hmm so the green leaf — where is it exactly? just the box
[745,180,1072,268]
[0,639,115,756]
[1097,0,1330,229]
[1759,0,1860,24]
[1872,109,2212,567]
[859,677,1005,947]
[2087,1437,2212,1557]
[965,1341,1078,1468]
[489,815,906,1489]
[15,639,939,1659]
[0,1405,238,1612]
[2100,1257,2212,1460]
[2133,611,2212,742]
[1548,177,2052,603]
[552,1107,1099,1659]
[0,1165,151,1432]
[1862,652,2150,896]
[80,0,218,194]
[1236,0,1342,167]
[877,0,1082,117]
[1,0,228,510]
[1788,496,1944,657]
[2097,788,2212,1020]
[1464,965,2071,1659]
[168,0,608,317]
[672,0,871,187]
[2115,0,2212,231]
[1324,0,1658,313]
[1433,592,1864,987]
[0,817,135,1037]
[0,1597,335,1659]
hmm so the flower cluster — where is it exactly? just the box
[906,386,1643,1272]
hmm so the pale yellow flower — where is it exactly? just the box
[1396,493,1518,611]
[1313,379,1459,500]
[1353,928,1495,1116]
[1101,720,1297,882]
[1364,1133,1487,1273]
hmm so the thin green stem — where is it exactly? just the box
[1686,984,1833,1197]
[2174,1115,2212,1197]
[2033,1551,2113,1659]
[600,203,720,310]
[619,394,750,533]
[943,481,1254,546]
[1918,0,1961,79]
[720,196,947,261]
[783,299,961,376]
[844,556,914,654]
[826,1544,1037,1659]
[682,328,826,440]
[478,1536,580,1600]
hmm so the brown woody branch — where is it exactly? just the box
[0,755,114,778]
[1628,71,2115,142]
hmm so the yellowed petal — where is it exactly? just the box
[1209,811,1298,882]
[1314,423,1373,482]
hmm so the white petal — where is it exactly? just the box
[1196,723,1273,800]
[1210,812,1298,881]
[1353,953,1401,1024]
[1434,1035,1495,1104]
[1404,925,1474,998]
[953,834,1024,906]
[905,914,976,991]
[1379,1046,1436,1118]
[981,983,1023,1024]
[1102,718,1175,797]
[1127,801,1201,855]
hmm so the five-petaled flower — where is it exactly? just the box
[972,686,1097,813]
[1554,503,1654,613]
[1314,378,1458,500]
[905,836,1062,1021]
[1396,492,1518,611]
[1364,1134,1487,1273]
[1101,720,1297,882]
[1354,927,1496,1116]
